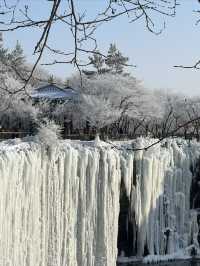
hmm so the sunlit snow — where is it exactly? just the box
[0,137,199,265]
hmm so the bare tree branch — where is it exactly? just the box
[107,114,200,152]
[0,0,177,89]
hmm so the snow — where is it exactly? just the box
[143,252,191,264]
[118,251,191,264]
[31,85,79,100]
[0,137,200,265]
[0,139,121,266]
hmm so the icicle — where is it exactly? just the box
[0,137,200,265]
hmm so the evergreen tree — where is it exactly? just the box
[64,79,70,87]
[0,33,9,79]
[48,75,54,84]
[86,44,130,76]
[105,43,129,74]
[0,33,8,62]
[9,41,25,65]
[4,41,28,82]
[0,33,3,48]
[89,52,104,74]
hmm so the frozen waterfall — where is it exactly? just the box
[0,138,200,265]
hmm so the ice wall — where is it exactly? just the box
[0,138,199,266]
[120,138,200,258]
[0,141,121,266]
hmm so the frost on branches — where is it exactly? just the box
[0,37,57,132]
[69,72,163,134]
[80,94,121,130]
[35,120,62,147]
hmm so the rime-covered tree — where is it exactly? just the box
[48,75,55,84]
[69,72,163,134]
[0,33,2,45]
[0,38,56,131]
[89,53,105,74]
[105,43,129,74]
[9,41,25,65]
[79,94,121,131]
[0,33,8,70]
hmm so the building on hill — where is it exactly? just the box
[31,84,79,102]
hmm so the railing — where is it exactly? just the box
[0,131,199,141]
[0,131,31,139]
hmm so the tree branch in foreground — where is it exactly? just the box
[0,0,177,89]
[107,115,200,151]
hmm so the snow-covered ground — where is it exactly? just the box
[0,137,200,266]
[117,251,191,264]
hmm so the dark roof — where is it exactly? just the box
[31,84,79,100]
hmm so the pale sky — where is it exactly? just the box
[2,0,200,96]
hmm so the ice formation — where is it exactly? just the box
[0,137,200,266]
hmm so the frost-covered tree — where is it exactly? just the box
[0,72,37,131]
[1,39,27,78]
[0,33,7,62]
[167,95,200,139]
[0,36,66,135]
[68,72,164,136]
[70,72,163,119]
[35,120,62,147]
[0,33,2,45]
[0,40,51,132]
[141,90,200,139]
[89,53,105,74]
[79,94,121,132]
[105,43,129,74]
[9,41,25,65]
[48,75,55,84]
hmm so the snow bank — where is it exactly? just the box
[143,252,191,264]
[0,137,199,266]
